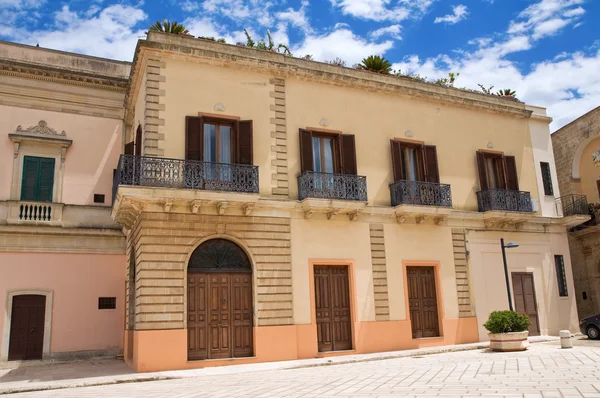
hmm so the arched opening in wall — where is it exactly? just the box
[8,295,46,361]
[127,248,136,362]
[187,238,253,361]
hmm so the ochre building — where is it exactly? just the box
[0,33,582,371]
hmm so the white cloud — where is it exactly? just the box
[276,2,312,35]
[434,5,468,25]
[292,28,393,64]
[509,0,585,40]
[6,4,147,60]
[369,24,402,40]
[330,0,434,22]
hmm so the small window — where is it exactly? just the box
[21,156,55,202]
[93,194,105,204]
[98,297,116,309]
[554,255,568,297]
[540,162,554,196]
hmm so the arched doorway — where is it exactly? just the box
[187,239,253,361]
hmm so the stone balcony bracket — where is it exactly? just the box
[393,204,452,225]
[299,198,367,221]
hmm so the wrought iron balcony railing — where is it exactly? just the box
[389,180,452,207]
[476,189,533,213]
[555,194,589,217]
[298,172,367,201]
[112,155,259,200]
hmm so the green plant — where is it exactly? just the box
[359,55,393,74]
[497,88,517,97]
[216,38,226,43]
[244,29,255,47]
[148,20,189,35]
[302,54,314,61]
[434,72,460,87]
[483,310,530,334]
[478,84,495,95]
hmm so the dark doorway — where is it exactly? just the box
[314,265,352,352]
[407,266,440,339]
[8,295,46,361]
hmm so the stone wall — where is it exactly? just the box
[130,212,293,331]
[370,224,390,321]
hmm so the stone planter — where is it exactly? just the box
[488,331,529,352]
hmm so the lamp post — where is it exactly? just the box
[501,238,519,311]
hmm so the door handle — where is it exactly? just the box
[222,297,227,304]
[29,328,35,333]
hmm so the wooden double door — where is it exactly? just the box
[512,272,540,336]
[187,273,253,360]
[407,266,440,339]
[8,295,46,361]
[314,265,353,352]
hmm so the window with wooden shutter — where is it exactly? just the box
[299,129,314,173]
[504,156,519,191]
[423,145,440,183]
[124,142,134,155]
[186,116,203,161]
[236,120,253,165]
[21,156,55,202]
[554,255,568,297]
[339,134,357,175]
[135,125,142,156]
[476,151,488,191]
[390,140,404,182]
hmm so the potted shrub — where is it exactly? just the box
[484,310,530,352]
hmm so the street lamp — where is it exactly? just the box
[501,238,519,311]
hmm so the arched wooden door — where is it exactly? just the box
[187,239,253,360]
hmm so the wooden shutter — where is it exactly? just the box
[38,158,55,202]
[124,142,134,155]
[186,116,203,161]
[390,140,404,182]
[339,134,357,175]
[504,155,519,191]
[135,125,142,156]
[21,157,38,201]
[299,129,314,172]
[476,151,488,191]
[423,145,440,183]
[237,120,253,165]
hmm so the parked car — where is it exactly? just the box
[580,314,600,339]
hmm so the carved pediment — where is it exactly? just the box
[16,120,66,136]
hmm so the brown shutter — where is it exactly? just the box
[299,129,314,172]
[186,116,203,161]
[476,151,488,190]
[124,142,134,155]
[390,140,404,182]
[135,125,142,156]
[423,145,440,183]
[237,120,253,165]
[339,134,357,175]
[504,155,519,191]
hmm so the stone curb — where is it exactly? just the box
[0,337,560,395]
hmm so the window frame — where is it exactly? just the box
[554,255,568,297]
[399,141,425,182]
[20,156,55,202]
[202,117,236,164]
[311,131,341,174]
[540,161,554,196]
[481,151,506,190]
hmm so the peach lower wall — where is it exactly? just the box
[128,318,478,372]
[0,252,125,355]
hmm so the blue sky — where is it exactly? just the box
[0,0,599,130]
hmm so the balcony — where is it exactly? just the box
[390,180,452,207]
[476,189,533,213]
[112,155,261,228]
[5,200,63,226]
[298,172,367,202]
[555,194,589,217]
[113,155,259,196]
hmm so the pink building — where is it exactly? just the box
[0,42,128,361]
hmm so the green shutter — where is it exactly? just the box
[20,156,55,202]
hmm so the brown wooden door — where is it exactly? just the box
[314,265,352,352]
[8,295,46,361]
[512,273,540,336]
[188,273,253,360]
[407,267,440,339]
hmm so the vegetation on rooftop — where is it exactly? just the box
[359,55,393,74]
[148,20,189,35]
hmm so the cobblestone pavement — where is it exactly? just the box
[9,339,600,398]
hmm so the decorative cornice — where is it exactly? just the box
[0,61,128,93]
[126,32,533,120]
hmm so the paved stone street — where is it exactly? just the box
[5,339,600,398]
